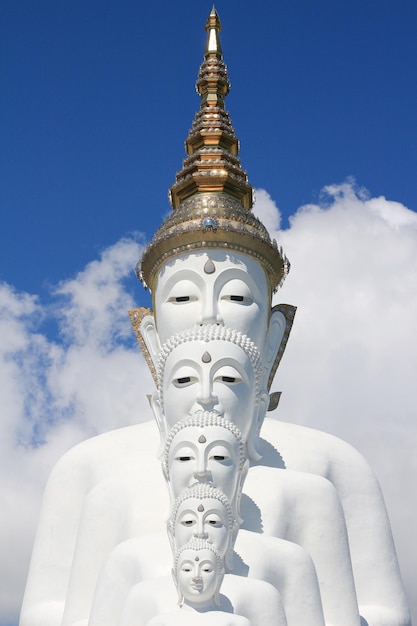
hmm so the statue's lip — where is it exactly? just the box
[191,581,203,591]
[189,409,225,418]
[189,479,214,489]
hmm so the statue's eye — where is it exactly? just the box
[177,376,191,384]
[221,294,253,304]
[182,519,195,526]
[173,375,197,388]
[177,456,193,462]
[214,371,242,385]
[175,296,190,302]
[209,450,232,465]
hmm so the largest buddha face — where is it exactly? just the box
[154,250,270,350]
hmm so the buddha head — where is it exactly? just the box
[173,538,224,608]
[162,411,248,504]
[138,271,290,395]
[167,484,237,570]
[143,324,277,460]
[152,250,271,348]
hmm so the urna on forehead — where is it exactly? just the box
[169,484,234,530]
[156,250,269,287]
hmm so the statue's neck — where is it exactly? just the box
[182,598,217,613]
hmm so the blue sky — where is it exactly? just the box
[1,2,417,625]
[2,0,416,295]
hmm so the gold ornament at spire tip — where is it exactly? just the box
[170,7,249,211]
[204,6,222,56]
[137,9,290,295]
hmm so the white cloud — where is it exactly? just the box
[1,186,416,624]
[253,188,282,233]
[254,180,417,622]
[0,237,154,624]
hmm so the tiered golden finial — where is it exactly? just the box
[138,8,289,295]
[169,7,253,210]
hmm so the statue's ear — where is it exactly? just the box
[139,314,162,385]
[265,308,286,383]
[129,308,161,386]
[265,304,297,391]
[172,568,183,606]
[166,516,175,552]
[140,314,160,364]
[246,391,270,462]
[149,391,168,456]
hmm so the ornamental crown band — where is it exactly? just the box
[137,193,290,294]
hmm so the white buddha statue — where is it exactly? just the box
[88,529,325,626]
[85,411,356,626]
[118,539,287,626]
[89,438,328,626]
[20,8,410,626]
[160,411,359,625]
[137,249,409,626]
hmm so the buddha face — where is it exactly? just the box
[161,335,260,440]
[173,497,231,557]
[167,424,244,502]
[154,251,270,349]
[176,548,221,605]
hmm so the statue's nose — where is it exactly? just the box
[199,297,223,326]
[196,375,218,408]
[195,518,208,539]
[193,468,211,481]
[193,455,211,481]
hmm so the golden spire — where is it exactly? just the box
[169,6,253,210]
[138,9,289,295]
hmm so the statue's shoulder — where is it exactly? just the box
[223,573,282,605]
[146,610,251,626]
[45,421,159,489]
[261,417,374,477]
[202,613,251,626]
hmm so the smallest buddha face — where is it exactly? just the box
[174,497,231,557]
[176,548,222,606]
[166,423,245,502]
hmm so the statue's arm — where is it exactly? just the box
[223,577,287,626]
[329,440,411,626]
[235,530,325,626]
[19,448,91,626]
[119,579,173,626]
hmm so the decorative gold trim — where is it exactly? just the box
[139,193,289,295]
